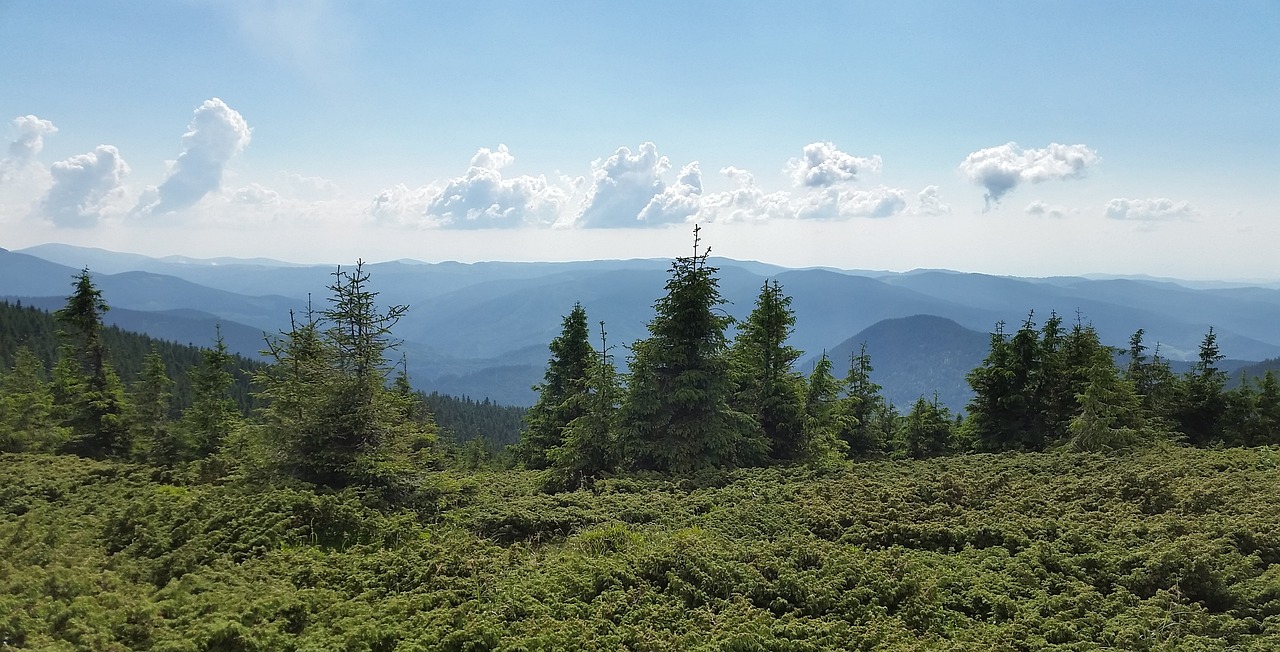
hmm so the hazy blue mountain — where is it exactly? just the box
[18,243,303,272]
[878,270,1280,361]
[7,296,269,361]
[811,315,990,412]
[9,243,1280,408]
[1,249,301,334]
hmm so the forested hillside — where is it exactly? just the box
[0,299,261,416]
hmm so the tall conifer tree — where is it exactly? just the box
[619,226,765,472]
[130,350,179,465]
[517,303,594,469]
[729,280,806,461]
[179,327,244,459]
[55,269,129,458]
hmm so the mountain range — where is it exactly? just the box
[5,243,1278,411]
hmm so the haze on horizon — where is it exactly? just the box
[1,2,1276,281]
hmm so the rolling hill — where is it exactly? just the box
[6,244,1278,407]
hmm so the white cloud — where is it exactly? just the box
[637,161,703,225]
[959,142,1098,208]
[1025,200,1069,219]
[5,115,58,167]
[787,141,881,188]
[576,142,690,228]
[39,145,130,228]
[797,186,907,220]
[368,183,434,225]
[370,145,570,229]
[1105,197,1195,222]
[222,140,919,231]
[135,98,252,217]
[233,182,283,206]
[698,167,793,224]
[916,185,951,215]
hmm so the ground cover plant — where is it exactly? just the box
[3,445,1279,650]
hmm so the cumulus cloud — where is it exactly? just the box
[368,140,913,229]
[1104,198,1195,222]
[6,115,58,166]
[1025,200,1068,219]
[576,142,693,228]
[135,98,251,217]
[698,167,793,224]
[797,186,907,220]
[959,142,1098,209]
[368,184,433,225]
[916,185,951,215]
[637,162,703,225]
[425,146,567,228]
[787,141,881,188]
[370,145,570,229]
[38,145,130,228]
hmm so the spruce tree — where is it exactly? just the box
[551,321,621,487]
[517,303,594,469]
[1250,372,1280,446]
[179,327,244,459]
[255,264,427,490]
[0,347,67,452]
[728,280,806,461]
[800,354,851,466]
[130,350,179,465]
[897,394,954,459]
[54,269,129,458]
[965,314,1050,451]
[1068,347,1147,452]
[254,306,334,483]
[618,226,765,472]
[1175,328,1228,446]
[836,342,888,457]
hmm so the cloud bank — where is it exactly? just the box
[135,98,251,217]
[1105,197,1195,222]
[960,142,1098,208]
[368,141,913,228]
[39,145,130,227]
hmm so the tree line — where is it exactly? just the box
[5,231,1279,496]
[512,228,1280,487]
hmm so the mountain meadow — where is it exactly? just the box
[2,233,1280,649]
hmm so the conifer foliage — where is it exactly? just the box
[729,280,807,461]
[619,227,765,472]
[54,269,130,458]
[515,303,594,469]
[254,262,432,490]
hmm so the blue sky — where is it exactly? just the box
[1,1,1277,279]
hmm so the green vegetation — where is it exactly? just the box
[3,231,1279,648]
[3,446,1279,649]
[0,299,261,417]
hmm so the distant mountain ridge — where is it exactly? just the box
[7,243,1279,407]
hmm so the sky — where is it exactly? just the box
[0,1,1277,280]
